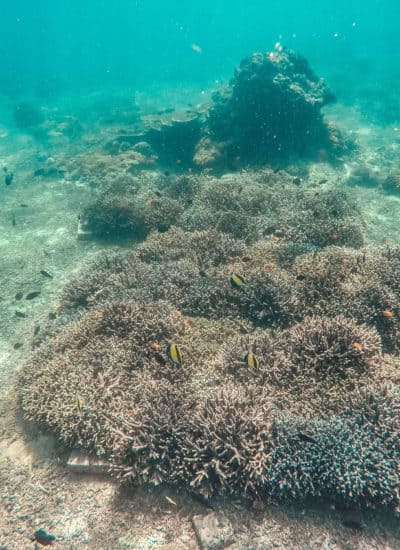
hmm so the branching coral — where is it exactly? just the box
[111,378,193,487]
[18,202,400,513]
[268,405,400,510]
[234,267,303,328]
[282,315,381,379]
[182,386,274,498]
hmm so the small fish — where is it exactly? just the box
[75,394,84,413]
[318,178,328,184]
[165,495,177,506]
[297,432,318,445]
[191,43,202,53]
[230,273,245,289]
[40,270,53,278]
[166,342,182,366]
[382,309,393,318]
[13,342,23,350]
[199,269,207,277]
[11,213,16,226]
[19,203,29,207]
[353,342,362,351]
[26,291,41,300]
[33,324,41,336]
[15,310,27,318]
[32,528,56,546]
[5,172,14,186]
[154,190,162,197]
[293,177,302,186]
[244,352,259,368]
[15,291,24,300]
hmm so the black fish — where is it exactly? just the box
[32,528,56,545]
[293,177,302,186]
[15,292,24,300]
[318,178,328,184]
[11,213,16,226]
[19,203,29,207]
[297,432,318,445]
[26,291,41,300]
[15,310,27,318]
[40,270,53,278]
[342,510,363,530]
[5,172,14,186]
[13,342,23,349]
[154,190,162,197]
[199,269,207,277]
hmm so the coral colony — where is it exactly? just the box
[19,50,399,513]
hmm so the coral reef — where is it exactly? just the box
[80,168,364,245]
[15,49,400,512]
[18,220,400,514]
[196,48,339,167]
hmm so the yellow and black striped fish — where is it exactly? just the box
[166,342,182,366]
[244,352,259,368]
[230,273,245,289]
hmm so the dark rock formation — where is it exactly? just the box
[196,48,338,167]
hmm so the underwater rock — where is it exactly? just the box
[192,512,235,549]
[198,48,338,166]
[13,101,44,128]
[140,111,202,166]
[104,111,201,166]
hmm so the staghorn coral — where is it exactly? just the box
[19,300,179,455]
[283,315,381,379]
[82,186,183,238]
[18,206,400,513]
[233,267,303,328]
[79,167,364,248]
[134,226,246,266]
[111,378,193,487]
[182,385,274,498]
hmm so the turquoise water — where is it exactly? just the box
[1,3,400,548]
[1,1,399,108]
